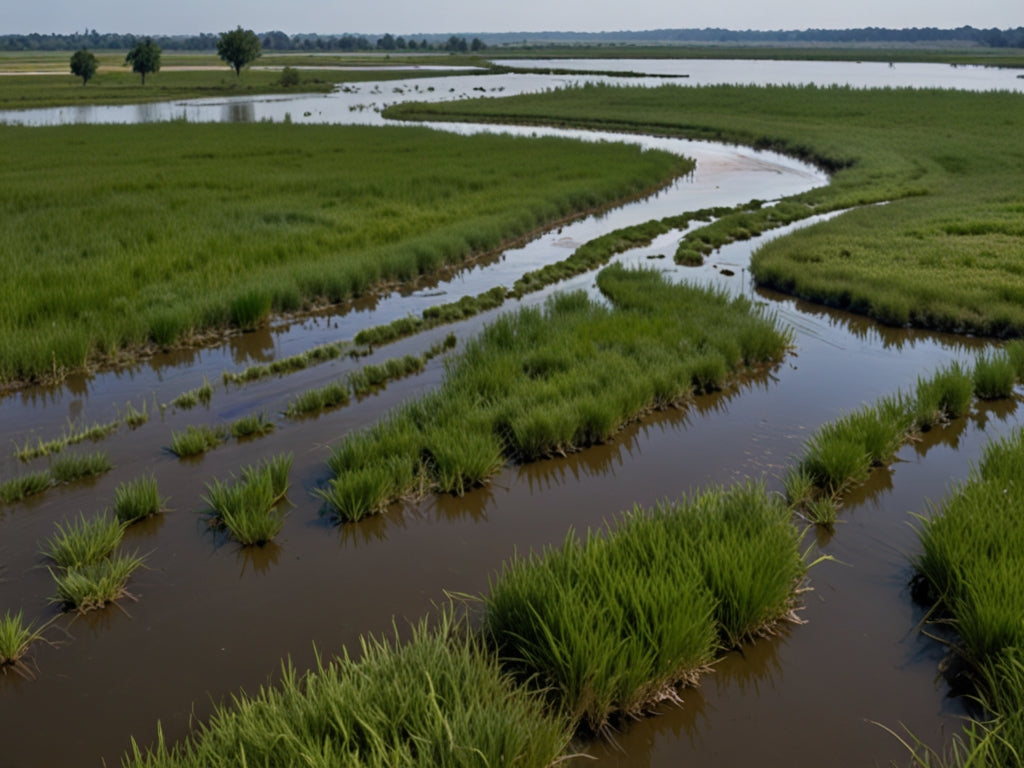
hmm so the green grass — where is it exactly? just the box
[284,381,351,418]
[0,610,46,677]
[228,412,275,439]
[15,416,121,461]
[0,122,689,387]
[122,609,571,768]
[171,377,215,410]
[321,264,791,522]
[113,475,167,524]
[168,425,228,458]
[222,341,348,385]
[484,482,805,734]
[972,352,1017,400]
[0,470,51,504]
[49,551,146,613]
[123,399,149,428]
[41,511,126,568]
[203,454,292,546]
[910,427,1024,765]
[49,450,112,483]
[388,82,1024,339]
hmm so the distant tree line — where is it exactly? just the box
[0,29,486,52]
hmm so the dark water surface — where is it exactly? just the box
[1,68,1018,767]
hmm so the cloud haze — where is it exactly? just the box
[6,0,1019,36]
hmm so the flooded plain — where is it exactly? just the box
[1,64,1020,767]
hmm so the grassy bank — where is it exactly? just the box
[910,428,1024,765]
[0,122,690,387]
[387,82,1024,338]
[319,265,791,522]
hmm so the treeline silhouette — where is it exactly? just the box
[1,26,1021,52]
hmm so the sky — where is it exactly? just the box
[5,0,1020,36]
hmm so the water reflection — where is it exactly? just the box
[236,542,282,577]
[222,101,255,123]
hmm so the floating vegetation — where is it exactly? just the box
[113,475,167,525]
[228,412,275,439]
[15,416,121,461]
[484,482,806,734]
[321,265,791,523]
[41,512,125,568]
[171,377,215,410]
[49,450,112,484]
[122,610,570,768]
[169,425,228,458]
[202,454,292,546]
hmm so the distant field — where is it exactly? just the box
[0,121,688,387]
[388,83,1024,338]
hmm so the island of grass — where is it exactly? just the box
[319,264,792,522]
[0,121,691,388]
[386,82,1024,338]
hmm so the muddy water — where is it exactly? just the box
[1,78,1017,766]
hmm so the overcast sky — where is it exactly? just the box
[6,0,1019,36]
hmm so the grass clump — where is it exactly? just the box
[0,611,46,677]
[228,412,275,439]
[169,425,228,458]
[41,511,125,568]
[49,450,112,484]
[910,427,1024,765]
[15,416,121,461]
[972,351,1017,400]
[222,342,348,385]
[203,454,292,546]
[50,552,146,613]
[0,470,51,504]
[122,610,570,768]
[284,381,350,418]
[171,377,215,410]
[321,265,791,523]
[114,475,167,524]
[123,399,149,428]
[484,482,805,734]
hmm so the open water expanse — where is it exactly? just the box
[1,60,1021,766]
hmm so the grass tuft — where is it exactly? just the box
[50,552,146,613]
[49,450,113,484]
[114,475,167,524]
[229,412,275,439]
[169,425,228,458]
[42,512,125,568]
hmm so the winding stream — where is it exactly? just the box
[0,63,1019,767]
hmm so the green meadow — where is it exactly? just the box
[387,82,1024,338]
[0,122,689,386]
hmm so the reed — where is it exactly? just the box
[168,425,227,458]
[41,512,126,568]
[49,450,113,484]
[49,551,146,613]
[484,482,805,734]
[121,609,570,768]
[114,475,167,524]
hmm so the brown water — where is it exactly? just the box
[0,110,1016,766]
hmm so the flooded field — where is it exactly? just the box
[1,65,1019,766]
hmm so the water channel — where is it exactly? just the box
[0,61,1020,767]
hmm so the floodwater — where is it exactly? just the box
[1,64,1019,767]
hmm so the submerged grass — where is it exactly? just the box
[320,265,791,522]
[228,412,275,439]
[0,122,688,387]
[15,416,121,461]
[484,482,805,734]
[122,609,571,768]
[49,551,146,613]
[0,610,47,677]
[171,377,215,410]
[0,470,51,504]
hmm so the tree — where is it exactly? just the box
[69,48,98,86]
[125,37,160,84]
[216,26,262,77]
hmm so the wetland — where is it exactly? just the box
[1,59,1023,767]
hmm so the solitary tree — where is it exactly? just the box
[125,37,161,85]
[69,48,98,86]
[217,26,262,77]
